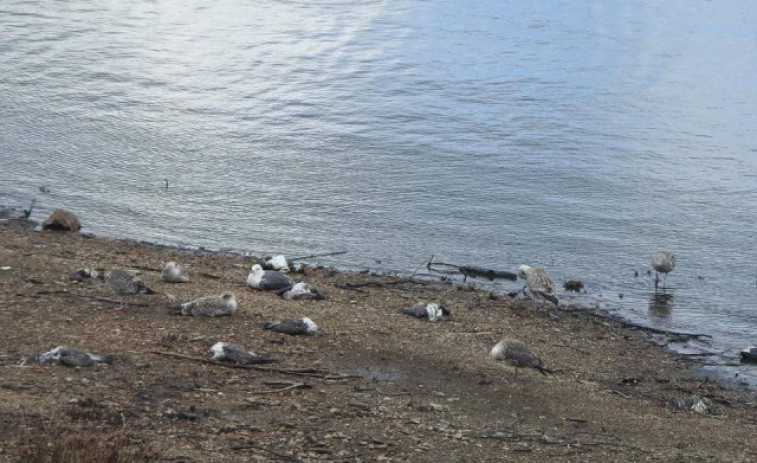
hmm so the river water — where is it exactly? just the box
[1,0,756,386]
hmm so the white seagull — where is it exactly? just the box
[210,342,274,364]
[161,261,189,283]
[263,317,318,336]
[280,282,325,300]
[36,346,112,367]
[247,264,295,291]
[172,292,237,317]
[399,302,451,322]
[651,250,676,290]
[263,255,291,273]
[491,339,549,377]
[517,265,558,306]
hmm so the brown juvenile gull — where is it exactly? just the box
[399,302,451,322]
[263,317,318,336]
[172,292,237,317]
[491,339,549,377]
[280,282,326,300]
[247,264,295,291]
[517,265,558,306]
[105,269,155,295]
[210,342,274,364]
[36,346,112,367]
[651,250,676,290]
[161,261,189,283]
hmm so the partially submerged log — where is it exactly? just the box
[426,255,517,283]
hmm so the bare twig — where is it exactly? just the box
[252,383,311,394]
[33,290,151,307]
[289,250,347,261]
[145,350,357,379]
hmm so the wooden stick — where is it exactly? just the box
[289,250,347,261]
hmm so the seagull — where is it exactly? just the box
[247,264,294,291]
[172,292,237,317]
[669,395,713,414]
[105,269,155,295]
[210,342,274,364]
[491,339,549,377]
[161,261,189,283]
[399,303,451,322]
[517,265,558,306]
[263,255,291,273]
[280,282,326,300]
[36,346,112,367]
[263,317,318,335]
[68,268,105,281]
[651,250,676,290]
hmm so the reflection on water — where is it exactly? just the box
[648,293,674,323]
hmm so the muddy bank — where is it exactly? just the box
[1,227,756,462]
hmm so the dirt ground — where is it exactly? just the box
[1,226,756,462]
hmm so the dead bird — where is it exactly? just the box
[68,268,106,282]
[517,265,558,306]
[172,292,237,317]
[399,302,451,322]
[263,255,291,272]
[669,395,714,414]
[210,342,274,364]
[279,282,326,300]
[36,346,112,367]
[161,261,190,283]
[105,269,155,295]
[247,264,294,291]
[491,339,550,377]
[263,317,318,336]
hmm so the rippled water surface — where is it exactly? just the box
[1,1,756,384]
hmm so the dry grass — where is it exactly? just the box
[16,426,156,463]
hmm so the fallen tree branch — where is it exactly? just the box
[426,255,517,283]
[34,290,151,307]
[336,278,428,291]
[145,350,357,379]
[289,250,347,261]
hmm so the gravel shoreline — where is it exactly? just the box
[1,226,756,462]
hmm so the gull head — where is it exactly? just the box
[517,265,533,280]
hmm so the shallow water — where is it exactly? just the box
[1,1,756,385]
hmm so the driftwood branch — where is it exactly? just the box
[252,382,311,394]
[426,255,517,283]
[613,318,712,340]
[289,250,347,261]
[335,278,428,291]
[34,290,151,307]
[145,350,357,379]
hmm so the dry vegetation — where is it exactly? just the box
[1,226,756,462]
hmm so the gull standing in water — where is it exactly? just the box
[517,265,558,306]
[651,250,676,290]
[247,264,294,292]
